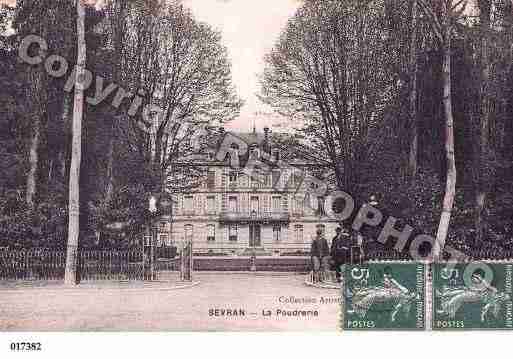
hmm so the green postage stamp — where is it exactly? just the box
[343,263,425,330]
[433,263,513,330]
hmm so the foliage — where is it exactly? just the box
[0,192,67,248]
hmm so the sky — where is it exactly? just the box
[183,0,300,131]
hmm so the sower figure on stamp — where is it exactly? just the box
[310,228,330,283]
[330,227,350,283]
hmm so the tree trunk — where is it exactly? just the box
[104,136,116,206]
[64,0,86,286]
[475,0,492,245]
[26,114,40,210]
[102,0,126,209]
[408,0,419,178]
[60,93,71,179]
[434,5,457,261]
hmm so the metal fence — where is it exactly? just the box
[0,250,66,280]
[78,251,144,281]
[0,249,181,281]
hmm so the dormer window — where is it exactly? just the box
[250,144,260,159]
[230,143,239,152]
[272,150,280,161]
[228,143,239,164]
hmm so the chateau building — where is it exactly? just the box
[159,127,339,256]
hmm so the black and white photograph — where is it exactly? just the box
[0,0,512,355]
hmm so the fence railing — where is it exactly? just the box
[0,250,66,280]
[78,251,144,281]
[0,249,181,281]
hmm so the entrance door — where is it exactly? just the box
[249,224,261,247]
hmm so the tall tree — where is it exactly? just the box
[418,0,468,259]
[473,0,492,244]
[101,0,130,208]
[13,0,49,209]
[408,0,420,178]
[64,0,86,285]
[261,0,395,194]
[120,1,242,194]
[86,1,241,242]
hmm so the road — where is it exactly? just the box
[0,273,341,331]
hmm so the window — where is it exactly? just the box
[294,225,304,242]
[251,175,259,188]
[158,235,169,247]
[207,224,215,242]
[273,225,281,241]
[197,135,206,151]
[272,196,282,213]
[293,198,304,215]
[250,196,259,214]
[272,170,281,188]
[316,224,326,236]
[229,171,238,185]
[263,173,271,187]
[317,197,326,216]
[228,196,238,213]
[206,196,216,214]
[292,172,303,188]
[260,173,268,187]
[207,171,216,189]
[159,222,167,231]
[160,235,170,246]
[229,144,239,164]
[272,150,280,161]
[250,145,260,159]
[229,225,238,242]
[184,224,193,241]
[156,236,163,247]
[184,196,194,214]
[184,137,191,150]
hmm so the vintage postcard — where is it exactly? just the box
[1,0,513,340]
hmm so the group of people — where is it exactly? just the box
[310,226,364,283]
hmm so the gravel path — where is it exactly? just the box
[0,273,341,331]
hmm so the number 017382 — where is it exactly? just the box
[10,342,42,351]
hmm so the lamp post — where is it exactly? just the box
[148,194,157,280]
[250,209,257,271]
[369,195,378,207]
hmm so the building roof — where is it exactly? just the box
[235,132,266,146]
[173,126,326,170]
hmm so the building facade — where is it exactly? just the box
[160,128,339,256]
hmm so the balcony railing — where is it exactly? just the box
[219,211,290,224]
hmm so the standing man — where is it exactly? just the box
[331,227,350,283]
[310,228,330,282]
